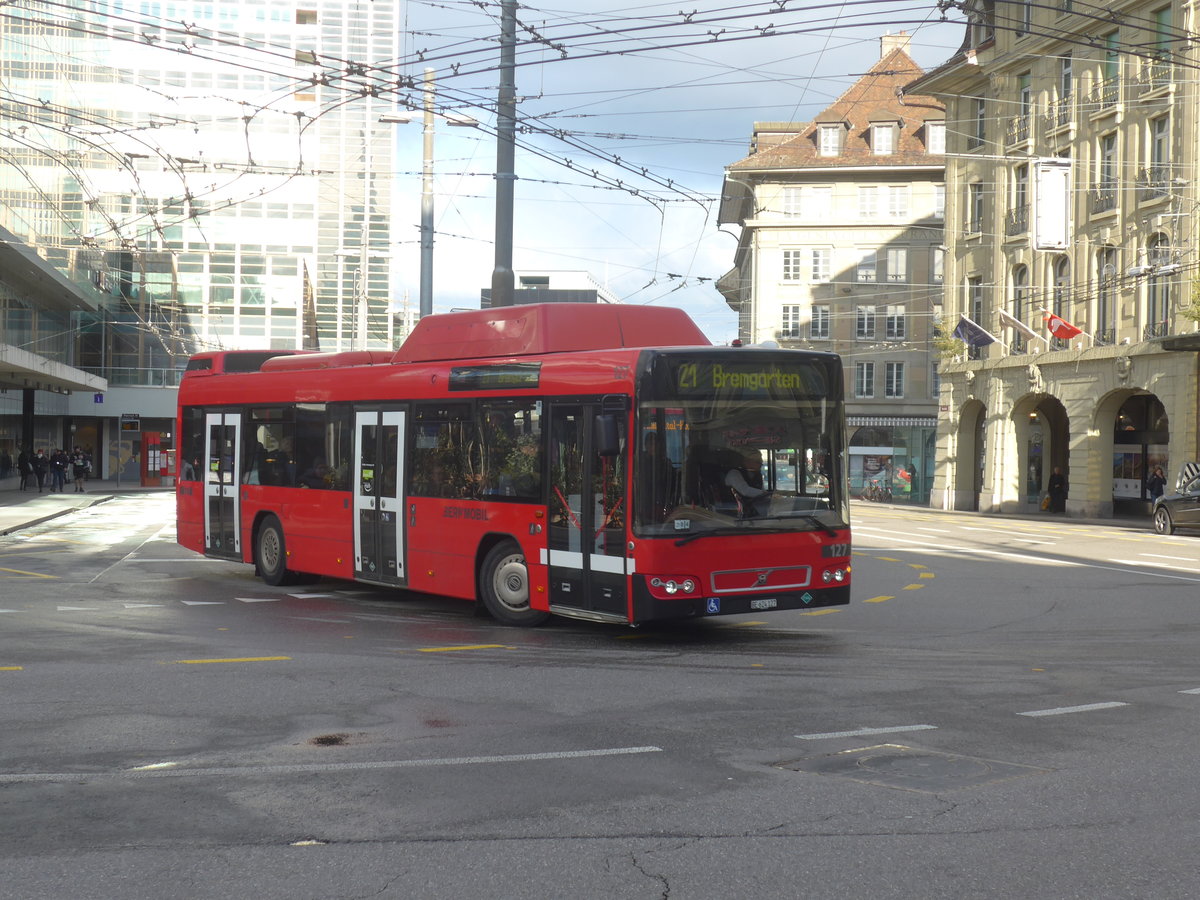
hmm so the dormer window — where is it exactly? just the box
[926,121,946,154]
[818,124,843,157]
[872,123,897,155]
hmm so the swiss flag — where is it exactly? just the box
[1045,312,1083,340]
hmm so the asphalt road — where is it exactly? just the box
[3,495,1200,899]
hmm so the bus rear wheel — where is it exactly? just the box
[479,540,549,627]
[256,515,295,586]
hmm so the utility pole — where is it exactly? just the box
[490,0,517,308]
[420,67,435,319]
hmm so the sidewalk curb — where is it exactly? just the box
[0,494,116,537]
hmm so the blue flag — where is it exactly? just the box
[952,316,997,348]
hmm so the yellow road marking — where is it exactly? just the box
[864,595,894,604]
[0,666,23,671]
[719,620,767,628]
[416,644,508,653]
[875,556,901,562]
[919,572,936,579]
[0,567,57,579]
[799,608,840,616]
[902,584,925,591]
[174,656,291,664]
[907,563,927,570]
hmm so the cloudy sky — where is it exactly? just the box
[386,1,967,341]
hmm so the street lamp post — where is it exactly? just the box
[381,72,476,321]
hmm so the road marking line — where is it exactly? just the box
[863,595,893,604]
[123,603,163,609]
[1017,701,1128,717]
[173,656,292,664]
[58,606,100,611]
[796,724,937,741]
[180,601,226,605]
[1178,688,1200,695]
[1142,553,1197,561]
[416,644,509,653]
[718,621,767,628]
[902,584,925,591]
[918,572,936,579]
[236,597,281,603]
[875,556,901,562]
[1107,559,1200,575]
[0,610,19,613]
[0,745,664,783]
[798,608,840,616]
[0,666,22,671]
[0,567,57,579]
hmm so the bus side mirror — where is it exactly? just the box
[595,414,621,457]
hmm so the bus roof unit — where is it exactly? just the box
[392,302,711,364]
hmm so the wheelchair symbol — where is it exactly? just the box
[706,598,720,614]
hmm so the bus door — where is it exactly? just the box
[353,408,407,585]
[204,412,241,559]
[546,401,628,619]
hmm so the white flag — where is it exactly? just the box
[997,308,1045,346]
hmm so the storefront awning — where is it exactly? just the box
[848,416,937,428]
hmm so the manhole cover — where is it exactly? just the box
[776,744,1050,792]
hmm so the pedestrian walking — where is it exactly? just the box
[50,448,68,492]
[31,449,48,493]
[1147,465,1166,501]
[17,449,31,491]
[71,447,90,492]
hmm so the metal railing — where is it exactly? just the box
[1090,186,1117,214]
[1005,204,1029,236]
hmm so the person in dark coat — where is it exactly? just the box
[31,449,49,493]
[1047,466,1068,513]
[1147,466,1166,501]
[17,449,31,491]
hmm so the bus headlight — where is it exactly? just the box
[822,567,848,584]
[647,576,700,598]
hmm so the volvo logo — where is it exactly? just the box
[754,570,771,587]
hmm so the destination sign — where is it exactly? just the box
[449,363,541,391]
[672,360,827,397]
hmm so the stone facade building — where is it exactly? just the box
[718,34,946,503]
[910,0,1196,517]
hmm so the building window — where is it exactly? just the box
[1017,1,1032,36]
[885,362,905,398]
[858,186,879,219]
[808,185,833,218]
[856,305,877,339]
[872,123,896,155]
[931,246,945,283]
[857,251,877,282]
[968,182,985,233]
[811,247,831,282]
[969,97,986,149]
[1103,30,1120,82]
[781,187,802,216]
[1060,54,1073,99]
[926,121,946,154]
[887,185,909,218]
[885,304,906,340]
[934,183,946,219]
[855,361,875,398]
[886,248,908,282]
[810,304,830,340]
[1094,132,1118,212]
[782,250,804,281]
[781,304,803,338]
[1096,247,1117,344]
[1146,233,1173,338]
[818,124,842,157]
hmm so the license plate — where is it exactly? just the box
[749,598,777,611]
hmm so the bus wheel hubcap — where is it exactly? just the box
[494,556,527,610]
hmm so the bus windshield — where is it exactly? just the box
[634,350,847,538]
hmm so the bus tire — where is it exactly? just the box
[255,515,294,586]
[478,539,549,627]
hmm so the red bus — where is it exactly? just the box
[176,303,850,626]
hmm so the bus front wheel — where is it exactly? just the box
[478,540,549,627]
[256,515,294,586]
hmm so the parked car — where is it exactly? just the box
[1153,462,1200,535]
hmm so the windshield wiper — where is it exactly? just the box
[674,526,790,546]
